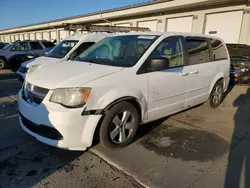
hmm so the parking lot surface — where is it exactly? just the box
[0,70,250,188]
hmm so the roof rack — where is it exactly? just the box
[62,23,151,33]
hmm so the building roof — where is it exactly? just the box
[0,0,171,31]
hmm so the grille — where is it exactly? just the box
[20,113,63,140]
[22,82,49,105]
[19,66,28,73]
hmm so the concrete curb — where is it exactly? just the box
[91,148,149,188]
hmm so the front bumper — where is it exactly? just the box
[18,89,102,150]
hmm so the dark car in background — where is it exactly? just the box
[0,40,55,69]
[227,44,250,85]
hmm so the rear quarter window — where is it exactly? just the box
[42,41,55,48]
[210,39,228,61]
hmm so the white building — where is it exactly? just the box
[1,0,250,44]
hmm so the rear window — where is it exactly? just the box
[210,39,228,61]
[185,38,210,65]
[42,41,55,48]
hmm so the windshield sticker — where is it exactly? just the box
[138,36,156,40]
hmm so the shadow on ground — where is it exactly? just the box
[224,87,250,188]
[0,95,84,188]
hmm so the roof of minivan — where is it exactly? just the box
[64,33,114,42]
[113,31,224,41]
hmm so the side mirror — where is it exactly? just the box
[147,58,170,72]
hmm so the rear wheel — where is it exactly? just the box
[99,101,140,149]
[0,57,6,70]
[209,81,224,108]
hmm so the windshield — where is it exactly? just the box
[2,42,14,50]
[77,35,158,67]
[46,40,78,59]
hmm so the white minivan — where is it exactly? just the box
[18,32,230,150]
[16,33,111,81]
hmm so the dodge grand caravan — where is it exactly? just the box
[18,32,230,150]
[16,33,112,81]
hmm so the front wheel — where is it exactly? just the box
[209,81,224,108]
[0,57,6,70]
[99,101,140,149]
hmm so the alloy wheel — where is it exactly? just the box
[212,85,223,105]
[109,111,135,144]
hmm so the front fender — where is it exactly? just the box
[92,88,148,121]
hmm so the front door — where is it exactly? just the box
[147,36,189,121]
[10,42,30,57]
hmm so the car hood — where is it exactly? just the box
[26,61,123,89]
[22,56,60,68]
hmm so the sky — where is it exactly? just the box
[0,0,147,30]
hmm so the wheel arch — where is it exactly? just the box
[209,73,225,95]
[82,93,148,147]
[92,96,144,146]
[0,55,8,63]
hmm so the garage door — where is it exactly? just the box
[14,35,19,40]
[36,33,42,40]
[24,33,29,40]
[19,34,24,41]
[5,36,10,43]
[167,16,193,32]
[114,23,131,27]
[11,35,15,42]
[43,32,50,41]
[138,20,158,31]
[59,30,69,41]
[50,31,57,42]
[205,11,243,43]
[30,33,35,40]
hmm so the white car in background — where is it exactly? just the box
[18,32,230,151]
[16,33,112,81]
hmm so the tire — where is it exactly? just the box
[208,80,224,108]
[0,57,6,70]
[99,101,140,149]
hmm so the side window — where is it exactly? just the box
[185,38,210,65]
[30,42,43,50]
[149,36,184,68]
[11,42,29,51]
[74,42,95,57]
[210,39,228,61]
[42,41,55,48]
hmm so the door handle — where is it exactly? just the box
[179,72,189,76]
[190,70,199,74]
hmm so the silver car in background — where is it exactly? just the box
[0,40,55,69]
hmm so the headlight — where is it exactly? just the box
[27,65,41,74]
[50,88,91,108]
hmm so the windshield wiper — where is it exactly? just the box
[79,59,112,66]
